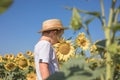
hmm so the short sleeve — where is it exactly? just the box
[36,41,51,63]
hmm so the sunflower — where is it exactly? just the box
[115,64,120,72]
[86,58,96,63]
[30,62,36,69]
[4,62,16,71]
[54,38,75,62]
[26,72,37,80]
[14,56,20,62]
[30,53,34,57]
[76,33,90,50]
[17,52,24,58]
[90,44,98,54]
[4,54,10,59]
[0,55,3,62]
[26,51,33,56]
[77,32,85,39]
[86,58,103,69]
[9,54,14,60]
[17,57,30,70]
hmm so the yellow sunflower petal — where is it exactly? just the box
[54,38,75,62]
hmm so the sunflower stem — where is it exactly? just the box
[100,0,107,28]
[104,0,116,80]
[111,3,119,43]
[101,74,104,80]
[113,7,120,24]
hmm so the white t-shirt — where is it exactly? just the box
[34,40,59,80]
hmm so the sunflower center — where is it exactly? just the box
[58,43,70,55]
[79,39,87,46]
[6,63,15,71]
[19,59,28,67]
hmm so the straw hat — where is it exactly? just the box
[39,19,68,33]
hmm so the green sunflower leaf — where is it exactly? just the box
[111,23,120,32]
[95,40,106,48]
[64,6,100,18]
[85,11,100,17]
[70,7,83,31]
[48,55,105,80]
[95,36,120,48]
[47,72,66,80]
[85,17,96,25]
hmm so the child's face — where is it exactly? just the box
[51,30,64,44]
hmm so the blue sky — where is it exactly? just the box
[0,0,120,56]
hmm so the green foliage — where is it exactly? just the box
[77,10,100,18]
[85,17,96,25]
[70,8,83,31]
[95,37,120,48]
[111,23,120,33]
[65,7,100,18]
[0,0,13,14]
[47,56,105,80]
[107,43,119,53]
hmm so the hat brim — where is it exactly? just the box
[38,27,68,33]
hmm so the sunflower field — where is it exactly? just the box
[0,51,36,80]
[0,0,120,80]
